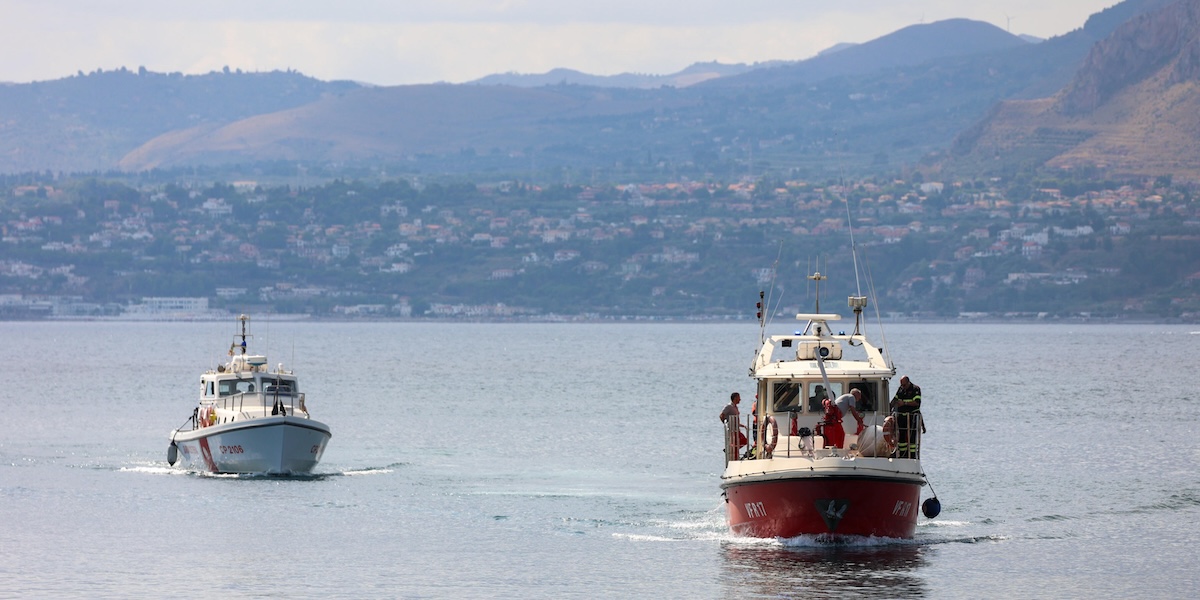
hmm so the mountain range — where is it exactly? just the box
[949,0,1200,181]
[468,61,780,89]
[1,0,1195,181]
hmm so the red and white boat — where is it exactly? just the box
[720,275,933,539]
[167,315,331,474]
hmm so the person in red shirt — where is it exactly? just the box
[821,389,865,449]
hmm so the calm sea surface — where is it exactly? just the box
[1,320,1198,599]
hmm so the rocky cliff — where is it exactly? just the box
[1059,0,1200,115]
[948,0,1200,181]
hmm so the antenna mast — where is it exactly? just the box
[808,272,827,313]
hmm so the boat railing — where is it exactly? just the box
[199,391,312,424]
[725,411,924,462]
[722,417,747,466]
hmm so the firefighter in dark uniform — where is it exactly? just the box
[890,376,923,458]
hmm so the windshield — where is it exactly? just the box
[260,377,298,394]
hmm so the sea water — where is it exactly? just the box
[1,320,1197,598]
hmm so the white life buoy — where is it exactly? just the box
[882,415,898,454]
[759,415,778,457]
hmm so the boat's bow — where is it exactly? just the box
[722,277,931,538]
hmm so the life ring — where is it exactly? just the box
[201,405,216,427]
[882,415,898,454]
[759,415,778,457]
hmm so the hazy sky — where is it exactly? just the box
[1,1,1121,86]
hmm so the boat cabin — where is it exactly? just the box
[203,374,299,399]
[196,353,307,425]
[728,311,900,459]
[767,377,887,416]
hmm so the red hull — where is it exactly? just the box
[724,476,923,538]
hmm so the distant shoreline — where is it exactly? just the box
[2,314,1194,325]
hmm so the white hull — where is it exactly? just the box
[172,416,331,474]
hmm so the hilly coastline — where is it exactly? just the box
[3,0,1200,321]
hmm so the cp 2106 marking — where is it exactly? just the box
[744,502,767,518]
[219,445,244,454]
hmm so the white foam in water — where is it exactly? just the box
[721,533,785,546]
[342,468,392,476]
[609,503,732,543]
[612,533,683,543]
[119,465,184,475]
[920,519,972,528]
[661,518,719,531]
[781,534,921,548]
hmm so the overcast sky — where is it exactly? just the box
[1,1,1121,86]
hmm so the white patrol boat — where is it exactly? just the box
[167,315,331,474]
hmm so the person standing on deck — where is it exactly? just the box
[821,389,865,449]
[720,392,746,459]
[719,392,741,423]
[890,376,923,458]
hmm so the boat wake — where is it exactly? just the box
[561,501,727,544]
[679,500,1003,548]
[604,502,985,548]
[341,464,402,476]
[121,462,401,479]
[777,534,920,548]
[119,465,191,476]
[723,529,1004,549]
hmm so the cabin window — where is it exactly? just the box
[261,377,297,394]
[848,381,876,411]
[807,382,843,412]
[218,379,257,395]
[206,381,215,397]
[771,382,802,412]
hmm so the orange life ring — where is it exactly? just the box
[759,415,778,457]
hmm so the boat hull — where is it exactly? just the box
[723,474,923,539]
[172,416,331,474]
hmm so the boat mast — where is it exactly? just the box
[236,314,251,356]
[756,290,765,345]
[808,271,826,314]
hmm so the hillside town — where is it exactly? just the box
[1,174,1198,321]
